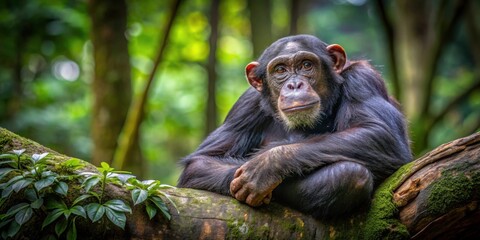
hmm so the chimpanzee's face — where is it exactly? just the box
[245,35,346,130]
[265,49,325,129]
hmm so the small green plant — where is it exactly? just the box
[78,162,133,229]
[42,197,87,239]
[0,150,65,238]
[127,178,178,220]
[0,150,177,239]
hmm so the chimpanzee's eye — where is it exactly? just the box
[275,65,287,74]
[302,60,313,70]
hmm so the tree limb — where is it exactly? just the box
[1,128,480,239]
[372,0,401,100]
[426,80,480,136]
[422,0,468,116]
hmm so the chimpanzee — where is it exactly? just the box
[177,35,411,219]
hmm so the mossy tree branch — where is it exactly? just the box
[1,128,479,239]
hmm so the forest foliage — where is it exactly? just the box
[0,0,479,184]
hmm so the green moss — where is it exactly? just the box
[0,128,13,151]
[226,215,273,240]
[362,162,413,240]
[0,135,11,148]
[427,165,480,215]
[258,223,270,235]
[227,220,250,240]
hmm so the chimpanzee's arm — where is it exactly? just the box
[177,88,271,195]
[278,98,410,179]
[230,96,412,206]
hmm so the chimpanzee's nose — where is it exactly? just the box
[286,81,304,90]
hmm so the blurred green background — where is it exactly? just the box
[0,0,479,185]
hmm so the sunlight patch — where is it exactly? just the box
[52,58,80,81]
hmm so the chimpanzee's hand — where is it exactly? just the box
[229,152,283,207]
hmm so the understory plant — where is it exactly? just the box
[0,150,177,239]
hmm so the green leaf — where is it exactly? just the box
[61,158,85,170]
[113,173,134,184]
[112,170,132,174]
[42,209,64,230]
[78,172,96,177]
[145,201,157,220]
[45,198,67,210]
[31,152,49,163]
[30,198,44,209]
[5,203,29,218]
[67,217,77,240]
[0,154,16,160]
[127,178,140,186]
[0,219,12,229]
[63,209,71,219]
[24,188,37,202]
[99,162,113,173]
[55,218,68,237]
[3,175,23,185]
[1,185,14,198]
[85,203,105,222]
[88,191,100,201]
[100,162,110,169]
[158,192,179,214]
[72,194,93,206]
[15,206,33,225]
[0,160,15,169]
[12,149,26,156]
[70,206,86,218]
[105,173,122,185]
[34,176,55,191]
[0,175,22,191]
[0,168,14,180]
[12,178,33,193]
[142,179,156,186]
[147,182,161,192]
[6,221,20,238]
[54,181,69,196]
[158,184,176,190]
[43,234,57,240]
[41,170,57,178]
[103,199,131,213]
[150,196,171,220]
[82,176,100,192]
[131,189,148,205]
[105,208,126,230]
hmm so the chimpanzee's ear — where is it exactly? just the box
[245,62,263,92]
[326,44,347,74]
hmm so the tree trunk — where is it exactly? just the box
[87,0,142,170]
[247,0,273,58]
[0,127,479,239]
[205,0,220,137]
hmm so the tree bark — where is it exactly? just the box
[1,127,479,239]
[394,132,480,239]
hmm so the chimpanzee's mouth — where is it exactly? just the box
[282,101,319,113]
